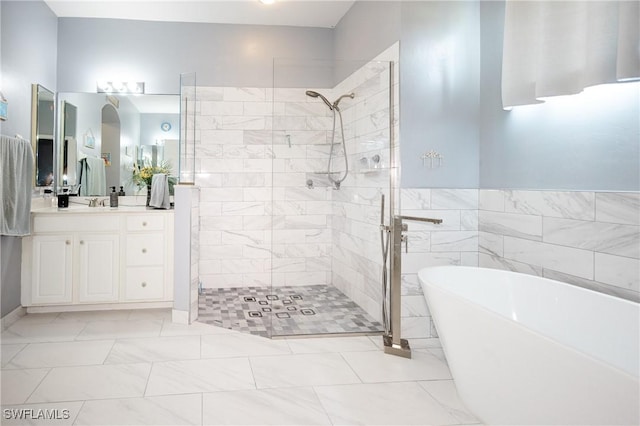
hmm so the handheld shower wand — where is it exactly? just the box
[305,90,333,110]
[305,90,355,189]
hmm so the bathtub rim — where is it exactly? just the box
[418,265,640,378]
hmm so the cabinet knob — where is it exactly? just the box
[141,282,147,288]
[142,248,147,254]
[79,240,84,245]
[142,221,147,227]
[65,240,71,245]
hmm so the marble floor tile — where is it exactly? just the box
[127,308,172,321]
[0,401,83,425]
[27,363,151,403]
[74,394,201,425]
[75,320,162,340]
[417,347,448,364]
[202,387,331,425]
[0,322,87,344]
[250,353,361,389]
[160,320,232,337]
[419,380,479,424]
[200,332,292,358]
[53,310,132,323]
[10,313,60,326]
[145,358,255,396]
[1,368,50,405]
[341,350,451,383]
[1,344,26,368]
[104,336,200,364]
[4,340,114,369]
[285,336,379,354]
[409,338,442,349]
[313,381,460,425]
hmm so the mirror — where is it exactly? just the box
[31,84,55,188]
[56,93,179,195]
[60,101,78,187]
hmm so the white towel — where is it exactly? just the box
[1,135,34,236]
[79,157,106,196]
[149,173,170,209]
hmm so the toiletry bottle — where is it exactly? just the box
[110,186,118,207]
[118,186,125,196]
[58,188,69,208]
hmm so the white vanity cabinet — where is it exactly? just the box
[124,215,170,301]
[21,208,174,311]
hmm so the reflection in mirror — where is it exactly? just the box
[60,101,78,187]
[31,84,55,188]
[56,93,179,195]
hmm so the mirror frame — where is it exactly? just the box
[30,84,56,189]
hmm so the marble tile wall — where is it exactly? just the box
[329,44,399,322]
[399,188,480,338]
[479,190,640,303]
[194,86,333,289]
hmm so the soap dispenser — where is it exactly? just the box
[118,186,125,196]
[109,186,118,207]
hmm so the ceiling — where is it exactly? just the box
[43,0,355,28]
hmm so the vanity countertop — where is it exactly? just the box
[31,196,174,214]
[31,205,173,214]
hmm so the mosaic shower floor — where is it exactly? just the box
[198,285,384,338]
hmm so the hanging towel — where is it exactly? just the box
[1,135,35,236]
[79,157,106,196]
[149,173,170,209]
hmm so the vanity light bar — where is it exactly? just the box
[97,81,145,94]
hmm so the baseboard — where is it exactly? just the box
[1,305,26,330]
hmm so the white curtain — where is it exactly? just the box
[502,1,640,108]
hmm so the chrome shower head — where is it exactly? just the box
[305,90,333,110]
[333,93,355,110]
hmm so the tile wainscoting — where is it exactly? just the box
[399,188,639,339]
[399,188,480,339]
[479,190,640,303]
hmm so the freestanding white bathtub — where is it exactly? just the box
[418,266,639,426]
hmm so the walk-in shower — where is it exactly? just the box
[305,90,354,189]
[194,54,398,339]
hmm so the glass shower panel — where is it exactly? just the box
[269,57,396,338]
[179,72,196,184]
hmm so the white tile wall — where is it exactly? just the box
[329,44,399,322]
[398,188,479,338]
[195,43,400,300]
[479,189,640,303]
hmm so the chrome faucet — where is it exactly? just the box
[87,198,98,207]
[381,204,443,359]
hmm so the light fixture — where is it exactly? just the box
[97,81,145,94]
[259,0,275,4]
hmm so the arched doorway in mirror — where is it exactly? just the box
[101,104,120,192]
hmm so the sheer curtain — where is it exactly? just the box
[502,1,640,108]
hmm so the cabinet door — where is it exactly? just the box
[31,235,73,304]
[77,234,119,302]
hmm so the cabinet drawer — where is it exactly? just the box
[126,235,165,266]
[125,267,164,300]
[126,215,164,232]
[34,215,119,233]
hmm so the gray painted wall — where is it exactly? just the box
[479,1,640,191]
[0,0,58,317]
[332,1,400,83]
[398,1,480,188]
[57,18,334,93]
